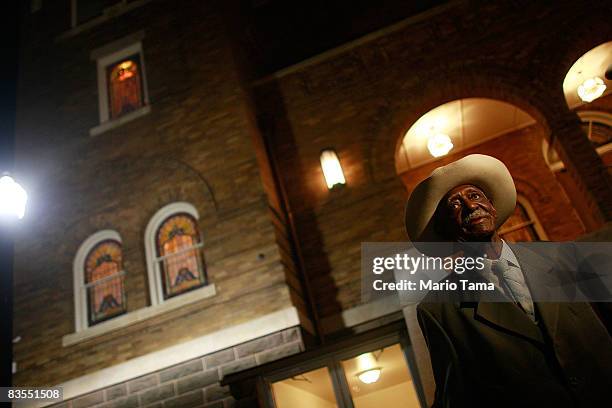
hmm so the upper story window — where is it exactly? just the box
[74,230,127,331]
[90,34,150,136]
[145,202,208,305]
[107,56,144,119]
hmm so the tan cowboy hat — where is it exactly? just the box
[405,154,516,242]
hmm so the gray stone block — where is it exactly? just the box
[177,369,220,395]
[205,385,230,403]
[100,395,139,408]
[140,383,175,405]
[164,390,204,408]
[105,384,128,401]
[204,349,235,368]
[256,342,302,365]
[235,333,283,357]
[282,327,301,343]
[73,391,104,408]
[128,374,159,393]
[220,357,257,378]
[160,359,203,383]
[203,402,224,408]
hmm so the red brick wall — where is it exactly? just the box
[12,0,310,386]
[254,2,612,324]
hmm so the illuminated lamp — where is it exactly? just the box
[577,77,606,103]
[320,149,346,189]
[356,368,382,384]
[427,132,454,157]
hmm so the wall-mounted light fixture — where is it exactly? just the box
[577,77,606,103]
[0,174,28,220]
[320,149,346,189]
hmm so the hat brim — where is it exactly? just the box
[405,154,516,243]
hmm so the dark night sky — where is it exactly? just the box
[240,0,448,75]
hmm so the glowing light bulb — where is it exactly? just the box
[427,133,454,157]
[357,368,382,384]
[320,149,346,189]
[577,77,606,103]
[0,175,28,219]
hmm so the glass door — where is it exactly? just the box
[268,336,424,408]
[340,343,421,408]
[271,366,340,408]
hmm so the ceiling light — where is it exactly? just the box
[427,133,453,157]
[357,368,382,384]
[577,77,606,103]
[320,149,346,189]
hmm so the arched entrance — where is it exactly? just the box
[395,97,586,241]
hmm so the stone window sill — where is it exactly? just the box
[62,284,216,347]
[89,105,151,137]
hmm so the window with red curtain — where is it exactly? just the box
[156,213,207,299]
[84,240,126,325]
[107,55,144,119]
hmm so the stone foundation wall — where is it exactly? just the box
[51,327,303,408]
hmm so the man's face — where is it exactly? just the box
[437,184,498,241]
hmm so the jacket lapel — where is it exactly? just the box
[465,243,563,345]
[473,301,544,344]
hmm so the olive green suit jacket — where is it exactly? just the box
[417,244,612,408]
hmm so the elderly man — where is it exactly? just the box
[404,154,612,408]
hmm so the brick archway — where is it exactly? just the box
[368,64,556,183]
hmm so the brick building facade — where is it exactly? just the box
[11,1,612,407]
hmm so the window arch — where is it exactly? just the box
[543,110,612,172]
[73,230,127,331]
[499,196,548,242]
[145,202,207,305]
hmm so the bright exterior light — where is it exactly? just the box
[427,132,454,157]
[0,175,28,219]
[357,368,382,384]
[320,149,346,189]
[577,77,606,103]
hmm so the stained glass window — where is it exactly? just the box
[156,213,206,299]
[107,55,144,119]
[84,240,126,325]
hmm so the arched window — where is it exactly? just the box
[107,56,144,119]
[74,230,127,331]
[145,202,207,305]
[543,111,612,172]
[499,196,547,243]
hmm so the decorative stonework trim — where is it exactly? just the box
[63,283,217,347]
[29,307,300,408]
[89,105,151,137]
